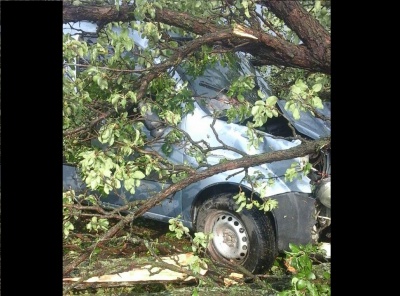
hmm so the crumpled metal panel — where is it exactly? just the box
[272,192,317,251]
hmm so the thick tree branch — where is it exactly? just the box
[63,136,330,276]
[133,137,329,218]
[63,1,330,73]
[260,0,331,73]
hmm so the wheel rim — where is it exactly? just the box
[208,211,249,262]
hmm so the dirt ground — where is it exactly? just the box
[64,216,193,265]
[63,216,330,295]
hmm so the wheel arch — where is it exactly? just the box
[190,182,277,239]
[189,184,316,253]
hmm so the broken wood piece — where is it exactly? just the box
[232,24,258,39]
[63,253,207,283]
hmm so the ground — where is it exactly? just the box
[63,216,330,295]
[64,217,193,266]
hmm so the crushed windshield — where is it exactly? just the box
[177,53,271,120]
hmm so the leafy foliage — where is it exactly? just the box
[63,0,330,199]
[278,243,331,296]
[285,160,313,183]
[63,190,79,238]
[168,217,209,277]
[233,190,278,213]
[168,216,190,239]
[86,216,110,232]
[63,0,331,291]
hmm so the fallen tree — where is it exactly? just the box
[63,1,331,292]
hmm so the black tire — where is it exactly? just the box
[195,192,277,274]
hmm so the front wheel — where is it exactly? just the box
[195,193,277,274]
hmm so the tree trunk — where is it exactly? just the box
[63,1,330,73]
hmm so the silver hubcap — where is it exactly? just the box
[211,212,249,261]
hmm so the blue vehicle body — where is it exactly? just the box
[63,22,331,270]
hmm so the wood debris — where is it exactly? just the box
[63,253,207,283]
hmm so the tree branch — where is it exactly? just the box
[260,0,331,72]
[63,136,330,276]
[63,1,330,73]
[63,30,235,137]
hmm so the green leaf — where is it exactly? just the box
[306,271,316,280]
[104,183,112,194]
[293,108,300,120]
[289,243,301,253]
[296,279,307,290]
[295,79,308,91]
[63,221,74,238]
[315,0,322,11]
[312,83,322,92]
[123,38,133,51]
[98,218,109,230]
[120,97,127,108]
[130,129,139,144]
[149,7,156,19]
[266,95,278,106]
[192,287,199,296]
[126,91,137,102]
[257,89,266,99]
[111,94,121,106]
[153,2,163,9]
[131,171,145,179]
[93,74,100,84]
[98,78,108,90]
[89,177,99,190]
[87,66,98,75]
[236,202,246,212]
[251,105,261,116]
[291,85,301,94]
[312,96,323,109]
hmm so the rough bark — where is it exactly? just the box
[260,0,331,72]
[62,1,330,74]
[62,1,331,277]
